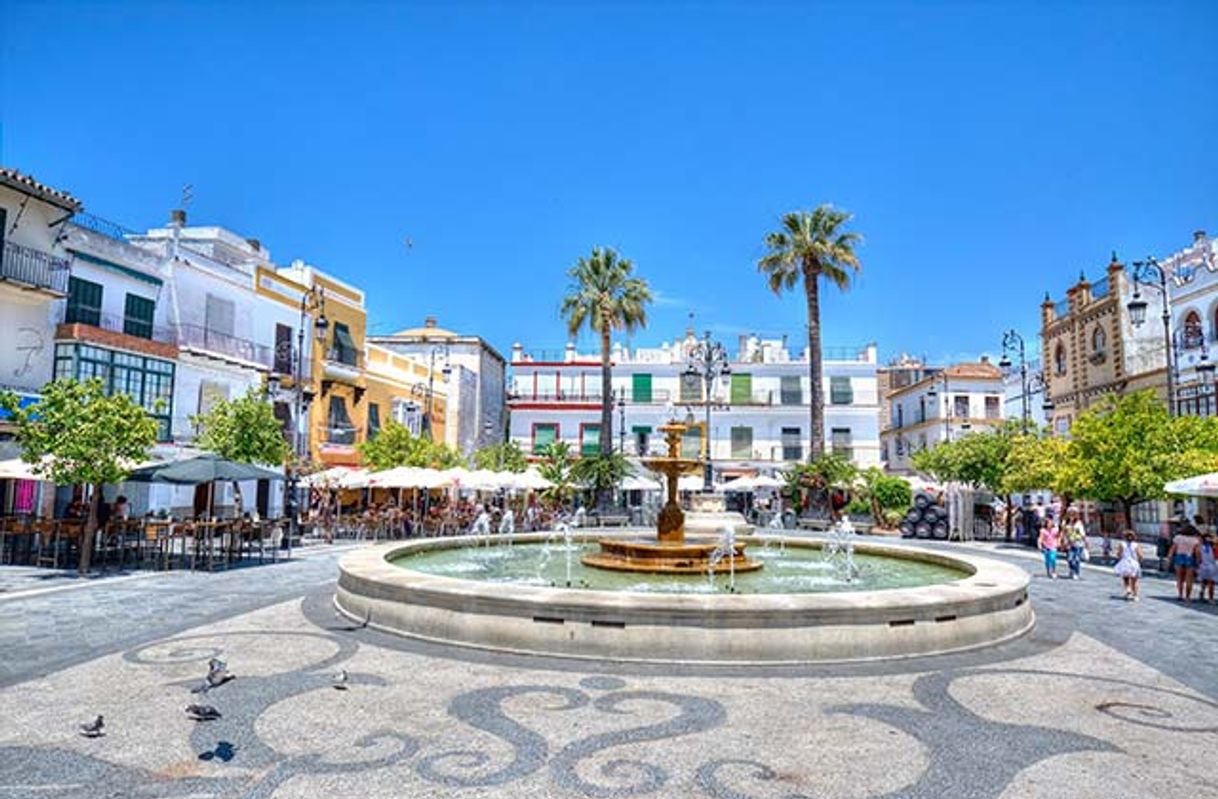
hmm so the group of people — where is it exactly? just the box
[1163,517,1218,604]
[1036,508,1091,581]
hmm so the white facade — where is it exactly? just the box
[1002,358,1049,431]
[880,361,1007,475]
[507,331,880,473]
[1163,230,1218,417]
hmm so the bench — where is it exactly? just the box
[595,515,631,528]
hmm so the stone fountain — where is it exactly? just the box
[580,418,761,574]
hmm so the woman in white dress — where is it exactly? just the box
[1113,529,1142,601]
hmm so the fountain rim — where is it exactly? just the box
[341,531,1027,612]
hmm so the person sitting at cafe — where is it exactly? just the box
[113,495,130,521]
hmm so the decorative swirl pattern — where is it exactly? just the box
[1094,701,1218,733]
[124,630,355,674]
[549,690,727,797]
[415,685,589,787]
[696,759,812,799]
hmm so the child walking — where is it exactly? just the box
[1197,532,1217,604]
[1114,530,1142,600]
[1038,517,1060,579]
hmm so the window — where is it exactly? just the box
[881,441,889,463]
[780,376,802,405]
[367,403,381,439]
[204,294,235,336]
[985,396,1001,419]
[330,323,358,366]
[65,277,103,326]
[580,423,601,456]
[730,426,753,459]
[274,324,294,374]
[781,427,802,461]
[730,373,752,404]
[273,402,293,439]
[896,405,904,428]
[52,342,174,440]
[328,396,355,445]
[1092,325,1107,354]
[1183,311,1204,349]
[831,428,853,461]
[123,294,155,339]
[632,373,652,403]
[632,425,652,456]
[953,396,970,419]
[916,397,926,424]
[1055,343,1067,375]
[533,423,558,454]
[679,373,702,402]
[830,376,853,405]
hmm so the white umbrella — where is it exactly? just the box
[0,457,47,481]
[464,469,515,491]
[300,466,358,489]
[677,474,719,492]
[369,466,449,489]
[621,474,662,491]
[1165,472,1218,497]
[511,468,553,491]
[438,466,473,488]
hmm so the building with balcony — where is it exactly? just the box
[1040,254,1166,436]
[507,329,879,476]
[880,359,1006,475]
[1162,230,1218,417]
[369,316,506,455]
[364,343,448,444]
[0,167,78,475]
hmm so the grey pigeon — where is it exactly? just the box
[185,704,222,722]
[333,669,349,690]
[192,658,232,694]
[78,715,104,738]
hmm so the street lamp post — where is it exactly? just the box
[286,287,328,557]
[417,344,451,441]
[1127,257,1175,416]
[926,371,952,440]
[999,330,1030,433]
[683,330,730,492]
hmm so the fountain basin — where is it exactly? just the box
[335,532,1033,664]
[581,537,763,574]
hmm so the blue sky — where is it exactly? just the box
[3,1,1216,365]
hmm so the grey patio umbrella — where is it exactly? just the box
[124,453,283,484]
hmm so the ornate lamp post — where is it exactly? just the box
[1127,257,1175,416]
[285,287,328,554]
[414,344,451,441]
[682,331,730,492]
[998,329,1030,432]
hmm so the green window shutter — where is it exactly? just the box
[730,426,753,459]
[630,425,652,434]
[581,424,601,456]
[123,294,155,339]
[66,277,103,326]
[730,373,752,404]
[631,373,652,403]
[534,424,557,454]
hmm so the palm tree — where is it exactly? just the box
[758,205,862,461]
[560,246,652,463]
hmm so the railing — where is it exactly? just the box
[70,212,136,242]
[513,348,581,363]
[174,324,272,367]
[1180,330,1206,350]
[325,346,363,369]
[1090,276,1110,300]
[509,391,605,404]
[1053,298,1070,318]
[319,425,359,446]
[1,240,70,294]
[821,346,871,362]
[59,308,176,344]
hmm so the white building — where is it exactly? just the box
[507,330,880,476]
[1163,229,1218,417]
[1002,358,1049,431]
[370,317,506,455]
[880,359,1007,475]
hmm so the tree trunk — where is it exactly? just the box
[804,268,825,461]
[80,482,102,574]
[597,323,613,512]
[1121,499,1133,531]
[1005,494,1014,542]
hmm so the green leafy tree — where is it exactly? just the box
[785,453,859,516]
[570,452,634,507]
[0,379,158,573]
[472,441,528,473]
[536,441,576,509]
[358,420,462,470]
[1066,391,1218,527]
[192,389,290,465]
[1002,430,1071,497]
[757,205,862,460]
[855,466,912,528]
[560,247,652,505]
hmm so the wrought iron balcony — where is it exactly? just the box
[174,324,272,368]
[0,240,70,296]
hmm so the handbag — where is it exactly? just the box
[1081,545,1091,562]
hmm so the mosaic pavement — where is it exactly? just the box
[1,545,1217,799]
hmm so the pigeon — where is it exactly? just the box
[78,715,105,738]
[185,704,222,722]
[332,669,349,690]
[192,658,233,694]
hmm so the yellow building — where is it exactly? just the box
[256,261,449,467]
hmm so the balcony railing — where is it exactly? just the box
[1,240,70,295]
[60,308,176,344]
[319,425,359,447]
[1091,277,1111,300]
[325,346,363,369]
[509,391,606,404]
[174,324,272,368]
[70,212,137,242]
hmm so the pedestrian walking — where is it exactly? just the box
[1197,532,1218,605]
[1113,530,1142,601]
[1166,523,1201,602]
[1038,517,1060,579]
[1064,509,1088,580]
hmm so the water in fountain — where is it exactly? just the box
[498,508,515,547]
[823,517,860,583]
[706,526,738,592]
[471,508,492,546]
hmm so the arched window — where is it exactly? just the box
[1183,311,1204,349]
[1054,343,1067,375]
[1092,326,1106,354]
